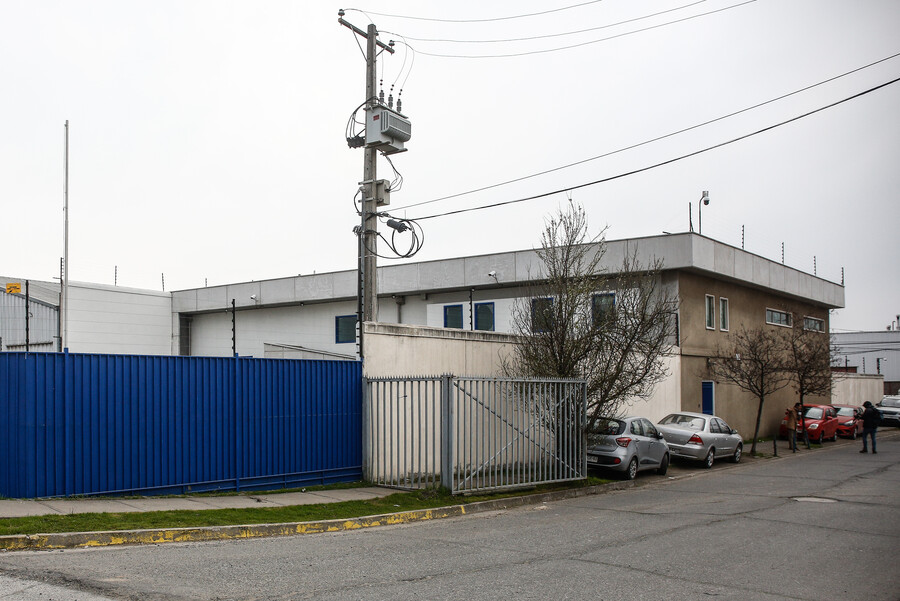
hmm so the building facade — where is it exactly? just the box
[171,233,844,437]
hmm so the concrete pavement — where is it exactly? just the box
[0,486,398,519]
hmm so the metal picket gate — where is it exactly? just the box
[364,376,586,495]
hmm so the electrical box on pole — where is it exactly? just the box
[365,105,411,154]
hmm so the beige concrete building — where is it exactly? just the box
[171,232,844,439]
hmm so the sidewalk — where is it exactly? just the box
[0,486,398,519]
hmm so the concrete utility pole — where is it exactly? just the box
[362,23,379,328]
[339,14,397,356]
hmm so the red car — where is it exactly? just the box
[833,404,863,439]
[779,404,839,443]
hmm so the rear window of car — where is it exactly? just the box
[659,414,706,430]
[804,407,824,419]
[834,407,856,417]
[591,418,624,436]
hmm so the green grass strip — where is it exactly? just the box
[0,478,611,537]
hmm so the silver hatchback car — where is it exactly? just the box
[656,412,742,468]
[586,416,670,480]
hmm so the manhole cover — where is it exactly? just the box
[791,497,837,503]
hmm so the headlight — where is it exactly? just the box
[809,424,819,429]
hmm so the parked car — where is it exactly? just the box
[656,412,742,468]
[832,404,863,439]
[876,396,900,427]
[778,404,840,443]
[586,416,670,480]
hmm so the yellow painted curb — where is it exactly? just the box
[0,505,470,552]
[0,482,640,552]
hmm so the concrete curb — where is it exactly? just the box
[0,481,636,552]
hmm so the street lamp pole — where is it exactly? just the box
[699,191,710,235]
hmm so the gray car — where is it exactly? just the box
[586,416,670,480]
[876,396,900,427]
[656,412,742,468]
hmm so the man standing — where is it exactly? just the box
[859,401,880,454]
[785,402,801,452]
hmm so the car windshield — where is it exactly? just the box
[804,407,824,419]
[880,397,900,408]
[834,407,856,417]
[659,414,705,430]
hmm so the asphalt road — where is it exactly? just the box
[1,434,897,601]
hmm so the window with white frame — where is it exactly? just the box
[719,297,729,331]
[766,308,792,327]
[803,316,825,332]
[705,295,715,330]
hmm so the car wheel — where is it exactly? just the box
[624,457,638,480]
[830,430,837,442]
[703,449,715,469]
[731,444,742,463]
[656,453,669,476]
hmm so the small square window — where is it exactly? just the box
[444,305,463,329]
[335,315,358,344]
[705,295,715,330]
[475,302,494,331]
[531,298,553,333]
[719,298,729,331]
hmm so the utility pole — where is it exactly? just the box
[62,120,69,351]
[339,13,397,354]
[362,23,379,330]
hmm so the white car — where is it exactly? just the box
[656,412,742,468]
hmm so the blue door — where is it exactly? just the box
[701,381,715,415]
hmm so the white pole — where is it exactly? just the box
[63,120,69,350]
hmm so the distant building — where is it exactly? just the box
[833,330,900,395]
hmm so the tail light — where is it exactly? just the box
[615,437,632,448]
[688,434,704,445]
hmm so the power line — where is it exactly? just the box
[395,0,757,59]
[392,52,900,212]
[401,1,707,43]
[409,76,900,222]
[344,1,606,24]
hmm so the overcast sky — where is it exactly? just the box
[2,1,897,331]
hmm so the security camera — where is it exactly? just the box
[250,294,257,300]
[487,271,497,278]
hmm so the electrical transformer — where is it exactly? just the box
[365,105,411,154]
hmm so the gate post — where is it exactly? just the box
[440,374,453,491]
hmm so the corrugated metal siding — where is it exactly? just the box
[0,352,362,498]
[0,293,58,351]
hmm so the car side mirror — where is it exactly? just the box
[730,428,737,435]
[656,432,665,440]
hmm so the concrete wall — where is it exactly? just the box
[619,355,682,422]
[65,282,172,355]
[831,373,884,407]
[188,300,359,358]
[362,322,519,378]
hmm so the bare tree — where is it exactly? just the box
[708,326,792,454]
[784,315,835,446]
[503,203,678,431]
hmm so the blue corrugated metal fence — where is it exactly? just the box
[0,352,362,498]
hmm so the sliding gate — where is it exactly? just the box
[365,376,586,495]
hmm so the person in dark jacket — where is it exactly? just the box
[859,401,880,454]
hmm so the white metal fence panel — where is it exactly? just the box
[365,376,586,495]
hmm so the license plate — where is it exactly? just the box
[587,456,599,463]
